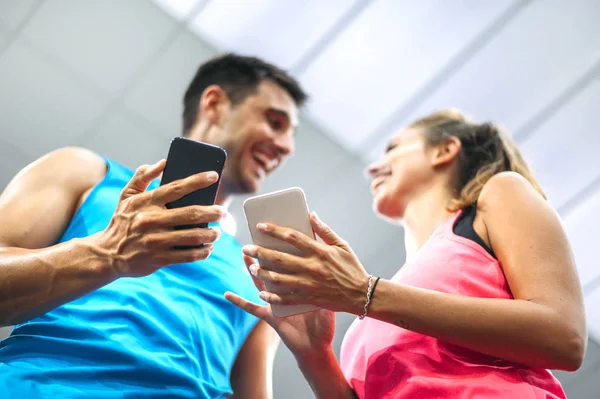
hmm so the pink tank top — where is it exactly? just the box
[340,211,566,399]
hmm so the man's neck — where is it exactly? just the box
[215,191,232,208]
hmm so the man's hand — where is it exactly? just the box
[93,159,224,277]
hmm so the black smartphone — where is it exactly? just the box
[160,137,227,231]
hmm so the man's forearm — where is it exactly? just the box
[296,348,357,399]
[0,234,117,326]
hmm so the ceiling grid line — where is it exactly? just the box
[559,172,600,228]
[72,0,215,146]
[290,0,373,76]
[14,34,113,101]
[0,0,43,60]
[186,0,214,22]
[0,136,30,164]
[356,0,532,151]
[584,272,600,297]
[513,57,600,143]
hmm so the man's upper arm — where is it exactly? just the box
[479,172,586,333]
[230,320,279,399]
[0,147,106,249]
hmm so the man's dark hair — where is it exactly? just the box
[182,53,308,136]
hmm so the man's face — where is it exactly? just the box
[213,80,299,194]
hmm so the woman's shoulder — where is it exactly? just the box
[478,171,545,214]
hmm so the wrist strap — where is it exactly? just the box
[371,276,381,299]
[359,275,377,320]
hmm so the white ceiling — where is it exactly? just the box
[0,1,599,397]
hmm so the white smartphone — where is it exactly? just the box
[243,187,319,318]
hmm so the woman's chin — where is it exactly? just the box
[373,194,401,221]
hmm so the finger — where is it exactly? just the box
[158,244,214,265]
[310,211,346,247]
[120,159,166,200]
[251,266,299,288]
[224,292,272,321]
[242,245,302,273]
[145,228,221,249]
[258,290,305,307]
[135,206,224,230]
[150,171,219,205]
[255,223,315,254]
[244,255,266,292]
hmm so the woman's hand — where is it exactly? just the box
[242,212,370,315]
[226,251,360,398]
[225,255,336,360]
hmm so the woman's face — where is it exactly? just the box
[367,127,434,219]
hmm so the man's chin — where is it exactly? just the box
[236,175,261,194]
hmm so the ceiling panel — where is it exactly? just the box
[124,30,216,138]
[0,137,31,192]
[0,38,107,160]
[20,0,176,97]
[519,78,600,210]
[365,0,600,162]
[188,0,362,70]
[299,0,517,152]
[0,26,8,50]
[152,0,200,21]
[0,0,39,31]
[562,186,600,289]
[81,110,171,171]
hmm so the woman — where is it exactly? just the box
[225,109,586,398]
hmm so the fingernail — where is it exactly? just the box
[207,171,218,180]
[212,226,221,237]
[249,265,258,276]
[242,245,256,256]
[257,223,267,232]
[259,292,266,300]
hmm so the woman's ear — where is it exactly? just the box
[198,84,230,127]
[430,136,462,167]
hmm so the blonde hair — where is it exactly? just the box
[409,109,545,211]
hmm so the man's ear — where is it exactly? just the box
[430,136,462,168]
[198,84,230,127]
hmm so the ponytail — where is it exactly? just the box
[409,109,545,211]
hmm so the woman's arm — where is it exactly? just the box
[296,348,358,399]
[369,281,584,371]
[225,294,356,399]
[225,256,357,399]
[243,172,586,371]
[368,172,586,370]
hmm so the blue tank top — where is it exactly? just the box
[0,158,262,398]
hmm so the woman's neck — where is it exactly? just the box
[402,184,455,258]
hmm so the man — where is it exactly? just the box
[0,53,307,398]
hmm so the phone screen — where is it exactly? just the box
[160,137,227,230]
